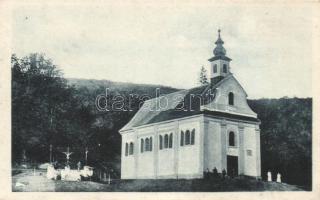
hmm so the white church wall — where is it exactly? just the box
[226,123,239,156]
[158,147,175,177]
[137,150,155,178]
[120,115,260,179]
[136,128,155,179]
[157,124,176,178]
[121,131,136,179]
[203,77,257,117]
[216,78,248,108]
[204,119,222,172]
[177,119,202,178]
[210,59,230,79]
[255,127,262,178]
[243,125,259,177]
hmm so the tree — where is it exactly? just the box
[199,66,208,85]
[11,53,95,163]
[248,98,312,188]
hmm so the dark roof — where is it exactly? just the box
[210,76,225,85]
[203,110,260,123]
[146,110,260,126]
[208,55,232,62]
[120,75,258,132]
[120,84,209,131]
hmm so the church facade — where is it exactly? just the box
[119,30,261,179]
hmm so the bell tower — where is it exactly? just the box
[208,29,232,84]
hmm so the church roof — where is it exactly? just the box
[208,30,232,62]
[208,55,232,62]
[120,75,258,132]
[213,30,226,56]
[120,84,208,132]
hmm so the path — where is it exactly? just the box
[12,169,56,192]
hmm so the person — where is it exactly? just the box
[267,170,272,182]
[213,167,218,178]
[231,168,235,179]
[205,168,210,179]
[276,173,281,183]
[222,169,226,179]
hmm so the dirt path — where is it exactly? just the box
[12,170,56,192]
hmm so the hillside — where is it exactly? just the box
[65,79,312,188]
[13,169,304,192]
[248,98,312,188]
[67,78,179,95]
[11,54,312,189]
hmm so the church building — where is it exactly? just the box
[119,30,261,179]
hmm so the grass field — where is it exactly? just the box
[12,169,305,192]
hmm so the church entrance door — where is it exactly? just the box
[227,155,238,177]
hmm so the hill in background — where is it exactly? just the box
[11,54,312,191]
[67,78,312,188]
[67,78,179,95]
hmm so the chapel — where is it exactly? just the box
[119,30,261,179]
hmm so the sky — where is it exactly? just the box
[12,2,314,99]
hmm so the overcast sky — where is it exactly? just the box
[12,2,314,99]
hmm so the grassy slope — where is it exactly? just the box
[13,170,304,192]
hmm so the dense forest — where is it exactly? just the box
[11,54,312,188]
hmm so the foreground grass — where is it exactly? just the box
[13,169,305,192]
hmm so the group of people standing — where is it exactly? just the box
[204,168,282,183]
[267,170,282,183]
[204,167,234,179]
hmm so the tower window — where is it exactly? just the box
[213,64,217,73]
[229,132,235,146]
[228,92,234,105]
[223,64,227,73]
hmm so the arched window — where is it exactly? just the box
[145,138,150,151]
[125,143,128,156]
[141,139,144,153]
[229,132,235,146]
[185,130,191,145]
[129,142,134,155]
[164,134,169,149]
[228,92,234,105]
[150,137,153,151]
[223,64,227,73]
[180,131,184,146]
[159,135,163,150]
[213,64,217,73]
[169,133,173,148]
[191,129,195,145]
